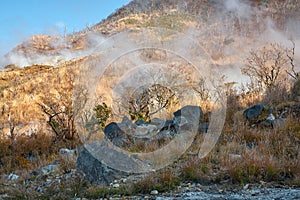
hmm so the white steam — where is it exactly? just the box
[0,32,106,68]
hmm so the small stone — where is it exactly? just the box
[229,154,242,159]
[8,173,19,180]
[243,183,249,190]
[113,183,120,188]
[121,178,127,183]
[39,164,58,177]
[150,190,159,195]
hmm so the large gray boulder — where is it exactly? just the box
[76,147,128,185]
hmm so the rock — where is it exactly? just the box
[8,173,19,180]
[262,113,275,127]
[243,104,269,124]
[39,164,58,178]
[155,130,175,139]
[150,118,165,126]
[113,183,120,188]
[174,116,188,127]
[261,113,286,129]
[150,190,159,195]
[104,122,125,141]
[59,148,77,162]
[159,120,175,130]
[271,118,286,128]
[174,105,203,125]
[229,154,242,159]
[135,119,147,126]
[118,116,137,135]
[243,183,250,190]
[76,147,128,185]
[135,124,158,138]
[173,106,203,135]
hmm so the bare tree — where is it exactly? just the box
[241,43,290,91]
[286,40,299,80]
[38,67,76,141]
[127,84,178,121]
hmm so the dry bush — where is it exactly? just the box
[180,157,212,184]
[0,133,54,173]
[217,117,300,185]
[131,169,180,194]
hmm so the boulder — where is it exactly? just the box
[173,105,203,123]
[104,122,124,141]
[243,104,269,124]
[76,147,128,185]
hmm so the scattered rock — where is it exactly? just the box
[113,183,120,188]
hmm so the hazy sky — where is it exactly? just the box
[0,0,131,57]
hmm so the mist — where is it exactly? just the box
[0,0,299,81]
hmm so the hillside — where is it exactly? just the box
[0,0,300,199]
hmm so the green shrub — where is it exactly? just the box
[94,102,111,129]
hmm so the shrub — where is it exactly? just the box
[94,102,111,129]
[131,169,181,194]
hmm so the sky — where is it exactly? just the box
[0,0,131,57]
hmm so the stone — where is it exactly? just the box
[8,173,19,180]
[39,164,58,178]
[104,122,124,141]
[150,190,159,195]
[113,183,120,188]
[229,154,242,159]
[243,104,269,124]
[174,105,203,125]
[59,148,77,162]
[135,119,147,126]
[118,116,137,135]
[243,183,250,190]
[135,124,158,138]
[150,118,165,126]
[76,147,128,185]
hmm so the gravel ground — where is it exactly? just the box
[155,187,300,200]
